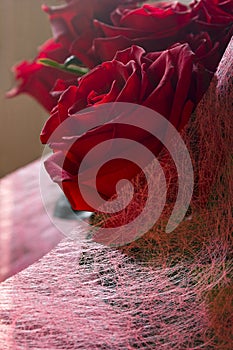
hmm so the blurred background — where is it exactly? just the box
[0,0,61,177]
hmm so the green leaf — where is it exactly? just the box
[37,58,89,76]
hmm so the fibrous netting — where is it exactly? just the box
[0,39,232,350]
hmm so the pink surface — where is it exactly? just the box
[0,160,62,282]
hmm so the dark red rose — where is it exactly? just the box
[24,1,232,77]
[43,0,140,67]
[110,1,192,33]
[6,39,77,111]
[41,44,213,211]
[218,0,233,14]
[92,1,193,62]
[185,24,233,73]
[93,0,233,71]
[191,0,233,33]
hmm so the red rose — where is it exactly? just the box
[87,1,193,63]
[8,1,232,112]
[41,44,212,211]
[218,0,233,14]
[94,0,233,64]
[43,0,139,67]
[6,39,77,111]
[191,0,233,33]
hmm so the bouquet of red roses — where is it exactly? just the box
[7,0,233,237]
[6,2,233,348]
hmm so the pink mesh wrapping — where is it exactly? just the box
[0,38,232,349]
